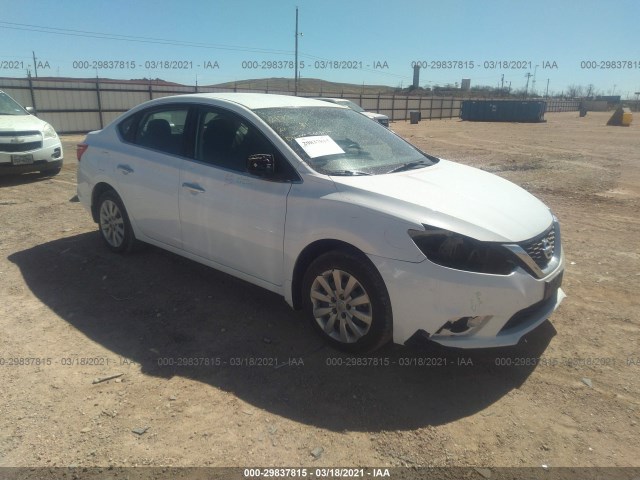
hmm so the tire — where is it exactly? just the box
[96,190,136,253]
[302,250,393,353]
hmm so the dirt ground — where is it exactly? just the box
[0,111,638,470]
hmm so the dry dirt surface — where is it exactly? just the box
[0,112,639,472]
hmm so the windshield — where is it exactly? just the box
[0,92,29,116]
[255,107,437,175]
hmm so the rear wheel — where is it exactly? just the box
[96,190,135,253]
[302,250,392,353]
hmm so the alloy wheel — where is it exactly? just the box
[310,269,373,343]
[99,199,125,248]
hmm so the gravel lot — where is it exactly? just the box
[0,111,638,469]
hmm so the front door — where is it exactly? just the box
[179,107,294,286]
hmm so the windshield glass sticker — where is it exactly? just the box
[295,135,345,158]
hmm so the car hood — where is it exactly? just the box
[0,114,47,132]
[330,159,553,243]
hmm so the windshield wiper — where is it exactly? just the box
[387,160,430,173]
[328,170,372,176]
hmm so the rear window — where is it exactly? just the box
[127,108,189,156]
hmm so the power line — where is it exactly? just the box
[1,21,412,81]
[0,21,292,55]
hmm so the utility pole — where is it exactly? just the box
[524,72,533,98]
[545,78,550,98]
[532,65,539,95]
[294,7,300,96]
[32,51,38,78]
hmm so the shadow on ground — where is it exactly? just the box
[9,232,555,432]
[0,171,60,188]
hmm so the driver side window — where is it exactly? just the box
[195,110,243,170]
[194,107,297,179]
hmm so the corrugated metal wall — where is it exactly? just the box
[0,77,580,133]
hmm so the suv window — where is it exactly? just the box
[0,91,28,115]
[133,108,189,155]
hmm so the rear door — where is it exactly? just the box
[113,106,190,248]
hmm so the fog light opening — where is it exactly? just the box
[436,316,492,336]
[52,148,61,159]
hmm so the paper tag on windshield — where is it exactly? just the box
[295,135,345,158]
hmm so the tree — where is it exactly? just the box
[566,84,584,98]
[585,84,595,98]
[512,88,528,97]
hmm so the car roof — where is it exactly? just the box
[158,93,342,110]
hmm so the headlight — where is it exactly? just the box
[43,123,58,139]
[408,226,517,275]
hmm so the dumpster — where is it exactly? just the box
[461,100,547,122]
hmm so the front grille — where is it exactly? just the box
[520,226,555,269]
[0,140,43,153]
[0,130,41,137]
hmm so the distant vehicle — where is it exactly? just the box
[0,90,63,175]
[77,93,564,353]
[315,97,390,127]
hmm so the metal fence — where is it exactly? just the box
[545,99,581,112]
[1,76,581,133]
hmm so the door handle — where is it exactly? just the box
[182,182,206,194]
[117,164,134,175]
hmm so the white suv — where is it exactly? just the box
[77,93,564,352]
[0,90,63,175]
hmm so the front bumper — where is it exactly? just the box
[369,249,565,348]
[0,143,63,174]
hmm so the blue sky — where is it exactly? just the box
[1,0,639,97]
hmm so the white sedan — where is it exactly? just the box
[77,93,565,352]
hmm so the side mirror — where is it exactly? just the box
[247,154,275,176]
[25,106,35,113]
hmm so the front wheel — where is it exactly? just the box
[96,190,135,253]
[302,250,392,353]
